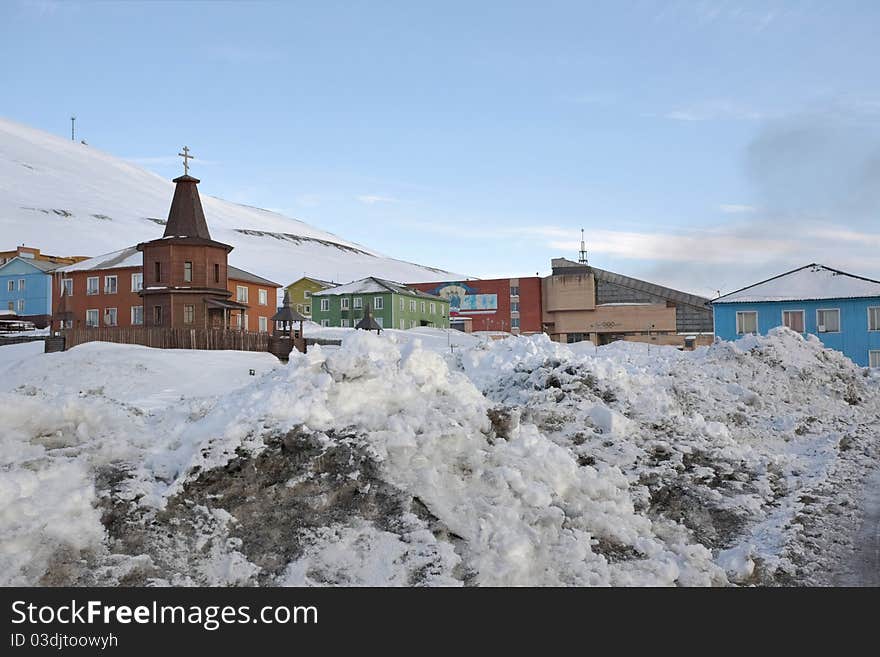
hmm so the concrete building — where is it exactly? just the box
[713,263,880,368]
[311,277,449,330]
[407,277,543,335]
[542,258,713,346]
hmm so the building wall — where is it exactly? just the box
[52,267,143,328]
[53,267,277,333]
[284,278,332,318]
[595,276,712,333]
[0,259,53,321]
[713,297,880,367]
[142,243,229,292]
[312,291,449,329]
[408,277,541,334]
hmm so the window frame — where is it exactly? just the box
[86,308,99,327]
[18,278,25,291]
[17,299,25,313]
[183,261,193,283]
[340,318,349,327]
[870,350,880,368]
[131,272,143,292]
[816,308,841,334]
[258,289,268,306]
[62,278,73,297]
[104,275,118,295]
[374,296,383,310]
[430,302,436,314]
[104,307,118,326]
[131,305,144,325]
[353,297,363,309]
[183,304,195,325]
[735,310,758,335]
[258,316,268,332]
[6,280,13,292]
[781,309,805,333]
[236,285,249,303]
[320,298,330,312]
[868,306,880,332]
[341,297,350,310]
[86,276,99,295]
[320,319,330,327]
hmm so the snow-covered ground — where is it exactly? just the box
[1,327,877,586]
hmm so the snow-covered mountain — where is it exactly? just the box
[0,117,459,286]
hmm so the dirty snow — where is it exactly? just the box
[0,326,878,586]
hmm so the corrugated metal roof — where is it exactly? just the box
[713,263,880,303]
[228,266,280,287]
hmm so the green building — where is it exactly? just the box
[311,277,449,330]
[283,276,336,319]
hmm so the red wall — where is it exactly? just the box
[408,277,543,334]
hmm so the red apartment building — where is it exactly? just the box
[408,277,542,334]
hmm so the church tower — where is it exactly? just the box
[136,147,246,328]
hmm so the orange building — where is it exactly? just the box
[52,248,279,333]
[0,245,89,267]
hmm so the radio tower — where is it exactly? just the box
[70,116,76,141]
[578,228,588,264]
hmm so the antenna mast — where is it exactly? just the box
[578,228,588,264]
[70,116,76,141]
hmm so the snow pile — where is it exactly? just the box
[0,326,877,586]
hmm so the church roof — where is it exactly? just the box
[164,175,212,240]
[713,264,880,303]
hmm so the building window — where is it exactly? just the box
[214,263,220,283]
[400,298,404,311]
[17,299,25,313]
[430,302,436,314]
[816,309,840,333]
[340,318,349,327]
[870,350,880,368]
[511,301,520,312]
[154,305,163,325]
[154,262,161,282]
[183,261,193,283]
[321,298,330,312]
[510,286,519,296]
[18,278,25,291]
[104,275,117,294]
[321,319,329,327]
[237,285,248,303]
[7,301,13,312]
[258,289,268,305]
[410,320,416,328]
[409,300,416,312]
[354,297,362,309]
[183,304,194,324]
[86,309,99,327]
[374,297,383,310]
[304,290,311,299]
[304,304,311,315]
[131,306,144,325]
[86,277,99,295]
[341,297,350,310]
[259,316,268,332]
[104,308,117,326]
[868,307,880,331]
[736,311,757,335]
[511,317,520,329]
[62,279,73,297]
[131,273,143,292]
[782,310,804,333]
[420,301,426,314]
[6,280,13,292]
[441,305,446,317]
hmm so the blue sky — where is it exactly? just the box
[3,0,880,295]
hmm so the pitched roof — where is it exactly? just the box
[228,266,280,287]
[287,276,336,289]
[313,276,442,299]
[589,266,710,308]
[55,246,141,272]
[713,263,880,304]
[0,256,62,274]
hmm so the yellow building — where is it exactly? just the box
[283,276,336,318]
[0,245,88,267]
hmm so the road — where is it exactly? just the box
[834,468,880,586]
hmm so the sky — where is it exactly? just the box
[2,0,880,296]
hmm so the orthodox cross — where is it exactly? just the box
[178,146,194,175]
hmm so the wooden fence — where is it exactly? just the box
[61,327,272,352]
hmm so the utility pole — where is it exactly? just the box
[70,116,76,141]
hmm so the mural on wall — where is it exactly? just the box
[430,283,498,314]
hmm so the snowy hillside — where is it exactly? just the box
[0,117,459,287]
[1,329,878,586]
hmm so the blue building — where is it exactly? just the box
[0,256,59,327]
[713,264,880,368]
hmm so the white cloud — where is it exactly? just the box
[357,194,398,205]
